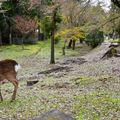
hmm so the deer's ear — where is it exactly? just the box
[15,64,21,72]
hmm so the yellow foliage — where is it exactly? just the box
[61,15,70,24]
[55,27,85,41]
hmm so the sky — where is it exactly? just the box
[93,0,111,11]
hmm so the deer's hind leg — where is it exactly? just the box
[6,73,18,102]
[0,78,3,101]
[11,79,18,101]
[0,87,3,101]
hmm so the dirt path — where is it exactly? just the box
[18,42,112,81]
[82,42,111,62]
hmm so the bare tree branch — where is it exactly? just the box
[98,14,120,29]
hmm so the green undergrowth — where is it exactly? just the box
[74,91,120,120]
[71,75,115,86]
[0,43,40,60]
[0,40,91,60]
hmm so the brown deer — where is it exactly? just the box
[0,59,21,102]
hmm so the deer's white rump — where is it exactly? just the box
[15,64,21,72]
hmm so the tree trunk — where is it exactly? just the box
[8,25,12,44]
[50,7,58,64]
[62,40,66,55]
[79,38,83,44]
[9,33,12,44]
[67,40,72,49]
[62,47,65,55]
[0,30,2,46]
[50,31,55,64]
[38,25,41,41]
[21,37,25,50]
[72,40,76,50]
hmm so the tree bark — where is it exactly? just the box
[62,41,66,55]
[0,30,2,46]
[38,25,41,41]
[9,27,12,44]
[51,30,55,64]
[21,37,25,50]
[67,40,72,49]
[62,47,65,55]
[79,38,83,44]
[72,40,76,50]
[50,7,58,64]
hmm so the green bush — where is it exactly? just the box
[54,35,61,44]
[41,16,52,38]
[41,14,62,39]
[86,29,104,48]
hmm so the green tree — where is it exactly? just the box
[55,27,85,55]
[41,14,62,39]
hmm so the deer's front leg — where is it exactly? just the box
[0,88,3,101]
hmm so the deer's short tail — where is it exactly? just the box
[15,64,21,72]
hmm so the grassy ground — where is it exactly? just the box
[0,44,39,60]
[0,41,120,120]
[1,75,120,120]
[0,40,89,60]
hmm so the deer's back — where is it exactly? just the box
[0,59,18,81]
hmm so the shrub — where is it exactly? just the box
[54,35,61,44]
[86,29,104,48]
